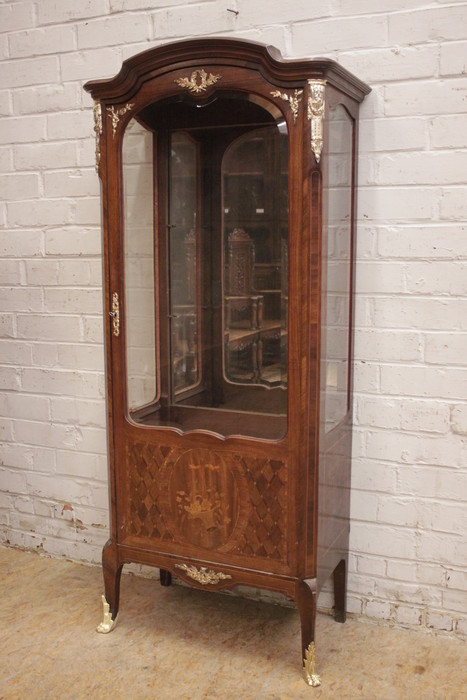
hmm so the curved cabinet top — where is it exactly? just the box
[83,37,370,103]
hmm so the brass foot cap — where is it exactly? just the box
[96,594,117,634]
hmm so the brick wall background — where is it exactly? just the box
[1,0,466,637]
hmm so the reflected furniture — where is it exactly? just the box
[84,39,370,684]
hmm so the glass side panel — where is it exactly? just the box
[169,133,201,397]
[123,118,157,411]
[323,105,353,432]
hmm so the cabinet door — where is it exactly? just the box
[110,89,295,573]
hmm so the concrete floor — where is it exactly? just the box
[0,546,465,699]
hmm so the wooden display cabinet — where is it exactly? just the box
[84,38,370,685]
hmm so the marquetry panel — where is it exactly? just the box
[158,447,250,552]
[126,443,174,541]
[125,442,288,562]
[232,455,288,561]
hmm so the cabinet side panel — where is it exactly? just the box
[316,91,360,592]
[317,425,352,590]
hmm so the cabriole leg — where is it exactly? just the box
[97,539,123,634]
[296,579,321,687]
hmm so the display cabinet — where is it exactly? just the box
[84,38,370,685]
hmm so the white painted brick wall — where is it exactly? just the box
[1,0,466,639]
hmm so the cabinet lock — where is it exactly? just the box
[110,292,120,336]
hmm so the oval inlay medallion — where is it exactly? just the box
[160,448,248,551]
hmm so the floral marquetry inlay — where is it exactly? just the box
[160,448,250,552]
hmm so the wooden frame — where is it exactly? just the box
[85,38,370,684]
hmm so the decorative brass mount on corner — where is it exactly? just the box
[270,89,303,124]
[174,563,232,585]
[307,79,326,163]
[174,69,222,94]
[106,102,135,138]
[93,101,102,172]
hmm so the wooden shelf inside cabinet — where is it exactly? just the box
[84,37,370,685]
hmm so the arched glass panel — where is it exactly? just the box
[122,118,157,411]
[323,104,353,432]
[124,94,288,439]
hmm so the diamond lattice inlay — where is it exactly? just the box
[233,456,287,561]
[126,443,174,541]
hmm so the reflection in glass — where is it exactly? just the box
[169,133,200,396]
[222,126,288,389]
[324,105,353,432]
[123,118,157,411]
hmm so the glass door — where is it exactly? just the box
[123,94,289,440]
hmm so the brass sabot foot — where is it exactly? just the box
[96,594,117,634]
[303,642,321,687]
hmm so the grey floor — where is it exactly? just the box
[1,546,465,699]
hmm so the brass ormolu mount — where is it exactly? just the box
[96,595,117,634]
[303,642,321,687]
